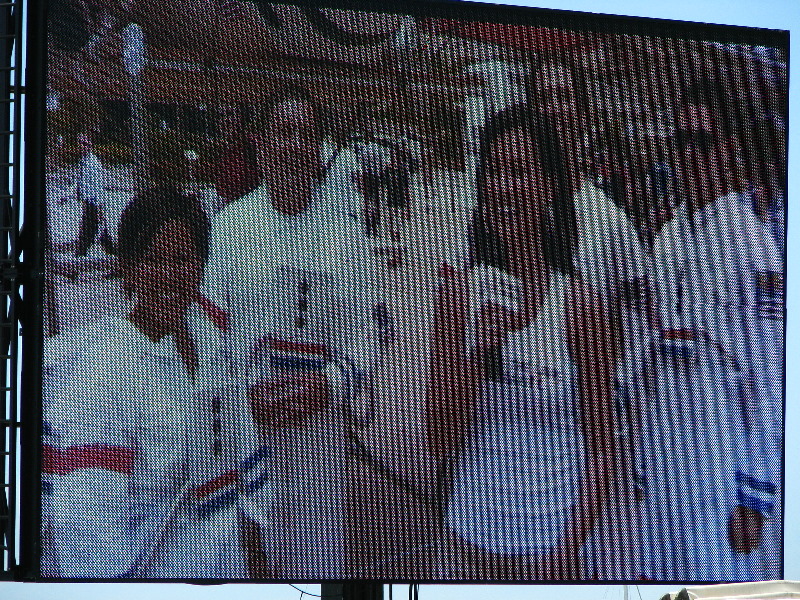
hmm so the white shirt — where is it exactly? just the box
[204,182,380,393]
[650,191,782,516]
[573,179,648,302]
[448,271,583,553]
[42,312,252,578]
[652,191,781,320]
[77,152,106,206]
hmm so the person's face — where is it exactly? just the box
[127,218,202,334]
[256,98,321,183]
[482,127,549,260]
[673,102,730,203]
[532,63,578,124]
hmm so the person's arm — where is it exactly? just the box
[425,265,474,467]
[563,277,618,572]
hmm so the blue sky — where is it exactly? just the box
[4,0,799,598]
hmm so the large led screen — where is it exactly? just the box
[37,0,787,582]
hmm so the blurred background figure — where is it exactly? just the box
[73,130,112,257]
[643,82,782,581]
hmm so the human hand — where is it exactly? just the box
[248,372,329,430]
[728,504,765,554]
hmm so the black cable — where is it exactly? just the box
[408,583,419,600]
[636,586,644,600]
[288,583,342,599]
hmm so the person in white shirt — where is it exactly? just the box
[73,132,111,257]
[43,186,260,578]
[644,92,783,580]
[427,105,617,580]
[528,58,648,579]
[203,87,381,579]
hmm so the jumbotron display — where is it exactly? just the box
[38,0,787,582]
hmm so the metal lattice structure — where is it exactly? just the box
[0,0,22,580]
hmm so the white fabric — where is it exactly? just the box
[203,181,380,578]
[638,191,784,580]
[447,271,584,554]
[634,329,758,580]
[77,152,106,206]
[42,313,248,578]
[572,179,652,377]
[46,158,108,248]
[651,191,782,489]
[573,179,648,302]
[356,141,393,176]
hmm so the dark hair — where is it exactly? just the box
[472,104,576,275]
[249,85,322,136]
[117,186,210,286]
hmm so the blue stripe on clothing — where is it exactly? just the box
[737,489,774,516]
[240,445,271,473]
[197,487,238,519]
[736,470,777,495]
[243,470,271,495]
[270,355,326,372]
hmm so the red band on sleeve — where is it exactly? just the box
[43,444,135,475]
[194,469,239,499]
[661,328,698,341]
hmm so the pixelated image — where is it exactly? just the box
[40,0,786,582]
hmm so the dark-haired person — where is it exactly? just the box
[426,105,617,580]
[203,87,380,578]
[641,92,783,580]
[529,59,649,320]
[528,59,652,579]
[43,187,258,578]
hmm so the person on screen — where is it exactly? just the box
[641,86,783,580]
[203,86,380,579]
[528,59,650,329]
[42,187,260,578]
[426,105,617,580]
[528,58,652,579]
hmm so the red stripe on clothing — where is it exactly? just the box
[197,294,230,332]
[661,328,698,341]
[194,469,239,499]
[42,444,135,475]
